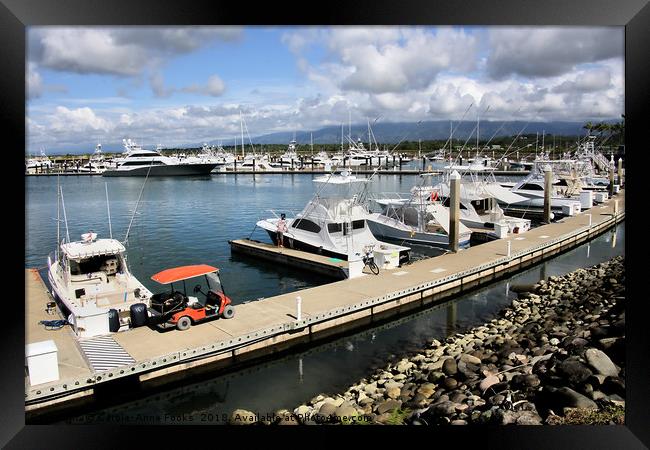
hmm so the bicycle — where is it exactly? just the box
[361,245,380,275]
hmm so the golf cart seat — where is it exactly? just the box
[206,289,223,307]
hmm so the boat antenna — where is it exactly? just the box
[123,163,152,246]
[105,182,113,239]
[240,110,245,157]
[60,185,70,243]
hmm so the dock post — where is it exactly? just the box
[421,156,425,172]
[449,170,461,253]
[609,164,615,196]
[586,213,592,228]
[543,165,552,224]
[392,155,396,169]
[617,157,623,187]
[507,240,511,257]
[234,159,237,172]
[399,156,403,171]
[296,296,302,321]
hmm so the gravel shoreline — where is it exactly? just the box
[228,256,625,425]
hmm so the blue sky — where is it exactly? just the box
[26,26,624,154]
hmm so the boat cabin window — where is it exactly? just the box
[520,183,544,191]
[328,223,342,233]
[69,254,121,276]
[352,220,365,230]
[291,219,321,233]
[130,153,161,158]
[121,160,165,166]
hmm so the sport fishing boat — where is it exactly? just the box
[47,181,153,337]
[47,232,153,337]
[78,144,116,174]
[256,171,410,267]
[102,139,218,176]
[366,185,473,249]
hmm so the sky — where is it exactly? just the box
[26,26,624,154]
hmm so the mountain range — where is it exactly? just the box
[41,119,617,154]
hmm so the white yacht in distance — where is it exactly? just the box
[256,171,411,266]
[102,139,218,176]
[78,144,116,173]
[279,138,301,168]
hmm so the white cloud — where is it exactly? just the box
[182,75,226,97]
[30,27,243,77]
[26,63,43,99]
[47,106,111,133]
[487,27,623,79]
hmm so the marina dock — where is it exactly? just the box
[229,239,349,279]
[25,190,625,417]
[25,169,531,177]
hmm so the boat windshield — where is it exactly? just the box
[69,254,121,276]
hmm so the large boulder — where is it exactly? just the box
[585,348,619,377]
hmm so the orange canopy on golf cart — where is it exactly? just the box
[151,264,219,284]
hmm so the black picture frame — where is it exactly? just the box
[6,0,648,447]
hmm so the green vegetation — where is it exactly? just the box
[383,407,412,425]
[549,405,625,425]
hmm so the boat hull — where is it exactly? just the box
[102,163,217,177]
[264,229,411,264]
[366,216,470,249]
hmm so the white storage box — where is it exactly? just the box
[374,247,400,269]
[347,257,364,279]
[561,204,575,216]
[26,340,59,386]
[593,192,608,203]
[494,223,509,239]
[579,191,593,209]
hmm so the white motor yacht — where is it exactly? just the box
[48,232,153,337]
[433,180,532,237]
[78,144,116,173]
[256,171,410,267]
[366,185,473,248]
[102,139,217,176]
[279,139,301,168]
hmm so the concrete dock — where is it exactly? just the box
[25,190,625,416]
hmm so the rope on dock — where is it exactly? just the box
[38,319,69,330]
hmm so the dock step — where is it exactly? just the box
[78,335,135,372]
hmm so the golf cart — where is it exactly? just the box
[147,264,235,331]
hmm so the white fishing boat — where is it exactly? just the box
[102,139,217,176]
[256,171,410,267]
[25,149,54,173]
[366,185,473,248]
[47,186,153,337]
[279,137,301,168]
[433,180,532,237]
[78,144,116,173]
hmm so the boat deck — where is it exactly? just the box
[25,190,624,415]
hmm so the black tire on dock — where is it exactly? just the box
[108,309,120,332]
[222,305,235,319]
[130,303,148,328]
[176,316,192,331]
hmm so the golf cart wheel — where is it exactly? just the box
[222,305,235,319]
[176,316,192,331]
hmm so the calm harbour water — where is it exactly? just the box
[24,173,624,424]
